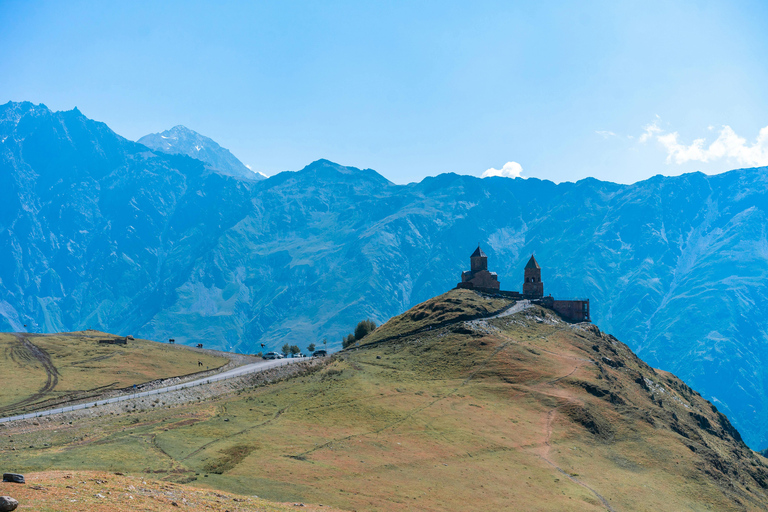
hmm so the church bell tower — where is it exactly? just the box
[470,246,488,272]
[522,254,543,299]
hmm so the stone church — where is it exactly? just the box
[458,246,500,290]
[456,247,590,322]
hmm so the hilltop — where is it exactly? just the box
[3,289,767,511]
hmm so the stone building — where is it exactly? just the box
[455,248,590,323]
[522,255,544,299]
[550,298,590,323]
[457,246,501,291]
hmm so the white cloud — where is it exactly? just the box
[481,161,524,179]
[639,117,662,143]
[596,130,618,139]
[633,117,768,167]
[657,125,768,166]
[245,164,252,169]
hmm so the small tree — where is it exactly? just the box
[281,343,290,356]
[307,343,316,353]
[354,319,377,340]
[290,344,300,356]
[342,333,356,348]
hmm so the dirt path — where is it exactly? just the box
[0,333,60,414]
[181,403,295,462]
[471,314,616,511]
[525,343,616,511]
[538,407,616,512]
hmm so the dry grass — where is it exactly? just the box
[3,291,768,511]
[0,470,345,511]
[360,288,512,346]
[0,331,228,415]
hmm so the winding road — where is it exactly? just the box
[0,356,304,424]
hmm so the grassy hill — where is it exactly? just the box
[0,331,228,417]
[2,290,767,511]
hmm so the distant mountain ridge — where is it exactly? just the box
[2,100,768,451]
[138,125,264,180]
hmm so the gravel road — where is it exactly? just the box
[0,357,305,424]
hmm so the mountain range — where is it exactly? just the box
[1,100,768,451]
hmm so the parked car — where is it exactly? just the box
[312,349,328,357]
[263,351,284,360]
[293,352,304,358]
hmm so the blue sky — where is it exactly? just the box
[1,0,767,184]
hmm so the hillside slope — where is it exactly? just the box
[0,331,228,417]
[3,290,767,511]
[0,470,338,511]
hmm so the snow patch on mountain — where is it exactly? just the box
[138,126,263,181]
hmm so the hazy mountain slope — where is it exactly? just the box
[138,125,262,181]
[0,101,255,336]
[2,102,768,449]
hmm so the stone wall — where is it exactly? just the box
[552,300,590,322]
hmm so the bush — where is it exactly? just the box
[354,319,377,340]
[307,343,316,353]
[290,345,300,355]
[342,333,356,348]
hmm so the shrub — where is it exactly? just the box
[354,319,377,340]
[342,333,356,348]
